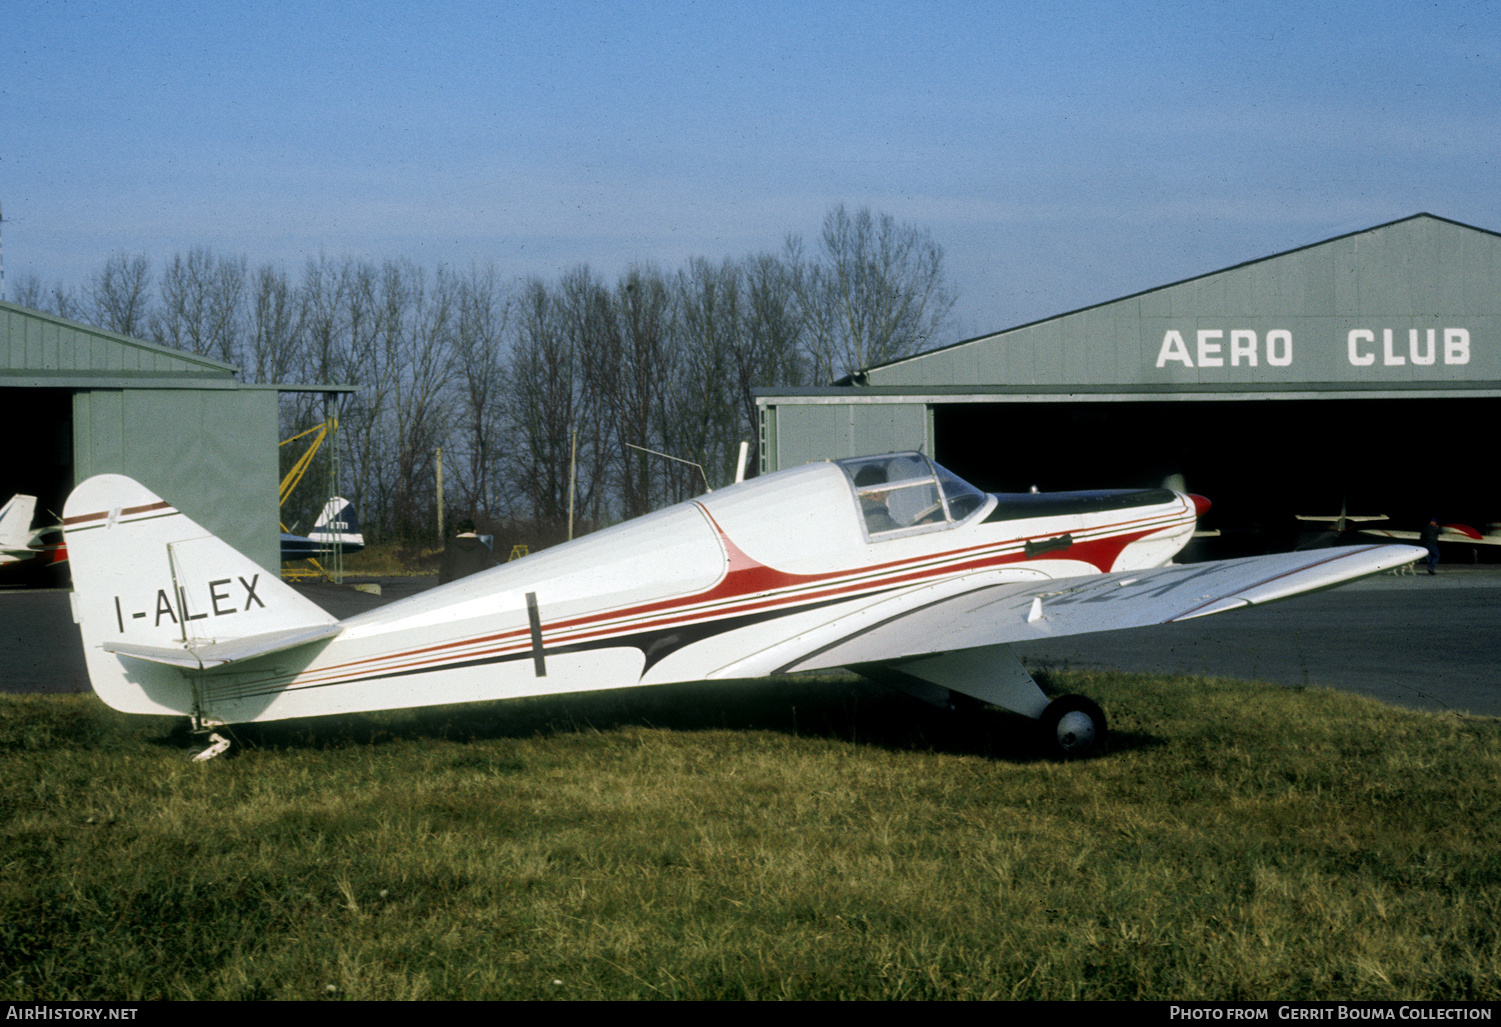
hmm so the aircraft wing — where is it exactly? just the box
[720,544,1425,676]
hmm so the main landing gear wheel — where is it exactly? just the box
[1039,695,1108,760]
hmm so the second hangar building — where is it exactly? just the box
[756,213,1501,554]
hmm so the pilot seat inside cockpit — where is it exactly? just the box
[839,454,988,539]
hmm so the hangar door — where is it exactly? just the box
[934,398,1501,558]
[72,389,282,571]
[0,389,74,524]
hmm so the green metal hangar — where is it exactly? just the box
[756,213,1501,555]
[0,301,348,572]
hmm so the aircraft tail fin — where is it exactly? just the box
[63,474,340,716]
[308,496,364,550]
[0,494,38,551]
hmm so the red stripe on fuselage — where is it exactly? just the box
[226,496,1190,692]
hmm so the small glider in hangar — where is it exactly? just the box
[1360,521,1501,548]
[62,453,1423,760]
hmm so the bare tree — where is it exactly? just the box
[505,277,590,538]
[670,256,741,493]
[298,255,351,389]
[452,264,512,522]
[554,267,616,527]
[11,274,52,315]
[18,206,949,546]
[793,204,956,383]
[735,251,806,473]
[387,262,458,540]
[272,255,353,535]
[246,263,304,385]
[11,274,84,321]
[607,267,674,517]
[338,259,396,540]
[151,247,248,366]
[88,253,153,337]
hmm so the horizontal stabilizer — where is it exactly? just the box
[104,622,343,670]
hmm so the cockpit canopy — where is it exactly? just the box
[836,453,988,538]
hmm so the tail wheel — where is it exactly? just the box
[1040,694,1107,759]
[190,731,234,762]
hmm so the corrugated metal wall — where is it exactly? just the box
[72,389,282,570]
[760,401,930,472]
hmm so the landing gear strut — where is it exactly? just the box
[1039,694,1108,759]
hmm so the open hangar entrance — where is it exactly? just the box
[0,388,75,525]
[933,395,1501,559]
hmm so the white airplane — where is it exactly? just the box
[281,497,365,560]
[0,493,46,566]
[62,453,1424,761]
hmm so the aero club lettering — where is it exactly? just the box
[1155,328,1472,369]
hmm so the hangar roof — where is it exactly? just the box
[840,213,1501,398]
[1,300,242,388]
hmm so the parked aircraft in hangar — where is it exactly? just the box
[1296,499,1501,553]
[280,497,365,561]
[0,493,66,571]
[0,493,42,565]
[62,454,1423,761]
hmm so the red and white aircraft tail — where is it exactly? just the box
[64,474,340,718]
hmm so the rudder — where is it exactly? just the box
[309,497,364,551]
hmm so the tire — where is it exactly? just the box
[1039,694,1107,759]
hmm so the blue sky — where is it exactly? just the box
[5,0,1498,340]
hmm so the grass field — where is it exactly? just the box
[1,668,1498,1001]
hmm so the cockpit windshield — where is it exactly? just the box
[837,453,989,538]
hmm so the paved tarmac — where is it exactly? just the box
[4,567,1497,717]
[1013,566,1501,717]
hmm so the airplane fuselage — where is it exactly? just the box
[116,462,1197,725]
